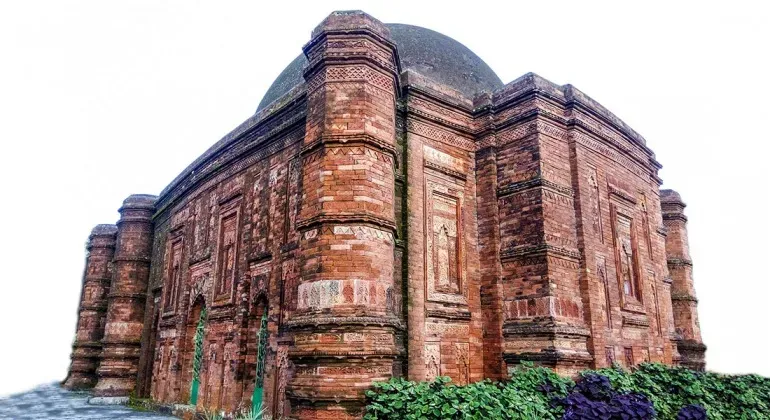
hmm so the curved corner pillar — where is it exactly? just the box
[63,224,118,390]
[94,194,157,398]
[289,10,402,419]
[660,189,706,371]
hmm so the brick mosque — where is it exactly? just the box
[63,10,706,419]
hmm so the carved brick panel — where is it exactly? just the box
[425,176,467,305]
[424,343,440,381]
[596,255,612,328]
[611,205,642,306]
[162,238,184,315]
[214,198,242,304]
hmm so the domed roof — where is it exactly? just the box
[256,23,503,112]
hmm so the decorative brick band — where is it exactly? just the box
[676,340,707,352]
[662,213,688,223]
[667,258,693,267]
[289,348,402,359]
[500,243,580,261]
[70,341,103,349]
[79,304,108,311]
[297,214,396,233]
[107,292,147,300]
[296,279,384,310]
[622,312,650,328]
[285,315,404,330]
[607,184,638,204]
[425,308,472,320]
[502,322,591,338]
[301,133,397,159]
[111,256,152,264]
[504,349,594,364]
[424,160,467,181]
[671,293,698,302]
[503,295,584,321]
[497,177,574,198]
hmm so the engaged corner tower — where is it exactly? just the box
[660,189,706,371]
[63,224,118,390]
[289,10,404,418]
[94,194,157,398]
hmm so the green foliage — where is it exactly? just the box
[364,363,770,420]
[125,391,153,412]
[364,362,572,419]
[233,405,270,420]
[234,403,270,420]
[192,306,207,380]
[200,408,224,420]
[588,363,770,419]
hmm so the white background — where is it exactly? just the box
[1,0,768,397]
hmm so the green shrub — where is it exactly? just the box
[589,363,770,419]
[363,363,770,420]
[364,362,572,419]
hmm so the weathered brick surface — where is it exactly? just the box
[94,194,157,397]
[661,189,706,370]
[65,10,705,418]
[63,224,118,390]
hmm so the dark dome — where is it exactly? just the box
[256,23,503,112]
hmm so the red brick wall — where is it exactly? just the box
[64,224,118,390]
[66,11,705,419]
[95,194,156,397]
[661,189,706,370]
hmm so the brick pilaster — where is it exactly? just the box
[63,224,118,389]
[288,11,402,418]
[661,189,706,370]
[94,194,157,397]
[493,82,592,375]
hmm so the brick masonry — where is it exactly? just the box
[63,10,706,419]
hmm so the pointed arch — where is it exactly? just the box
[182,295,207,405]
[241,293,270,415]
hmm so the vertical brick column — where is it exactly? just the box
[63,224,118,389]
[493,82,592,375]
[289,11,402,419]
[475,135,506,380]
[94,194,157,397]
[660,189,706,370]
